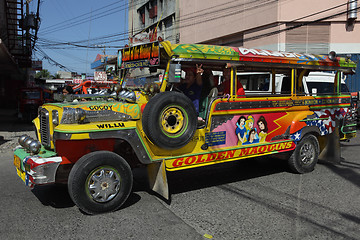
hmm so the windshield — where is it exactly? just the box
[306,82,350,94]
[122,67,165,88]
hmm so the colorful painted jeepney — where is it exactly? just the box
[14,41,357,214]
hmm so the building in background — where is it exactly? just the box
[91,54,117,80]
[128,0,179,44]
[128,0,360,91]
[0,0,40,108]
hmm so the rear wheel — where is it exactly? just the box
[288,134,319,173]
[68,151,133,214]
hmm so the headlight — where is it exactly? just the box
[24,137,33,149]
[29,140,41,154]
[75,108,86,122]
[149,83,159,94]
[19,135,29,147]
[52,110,59,125]
[61,107,86,124]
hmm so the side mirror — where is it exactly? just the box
[168,63,182,83]
[312,88,317,96]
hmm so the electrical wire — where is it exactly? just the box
[34,0,359,72]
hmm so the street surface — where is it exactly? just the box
[0,109,359,240]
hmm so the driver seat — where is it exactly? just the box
[199,87,218,120]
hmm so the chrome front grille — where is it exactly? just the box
[40,108,51,149]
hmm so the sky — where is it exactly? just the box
[29,0,129,75]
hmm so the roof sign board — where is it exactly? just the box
[120,42,160,69]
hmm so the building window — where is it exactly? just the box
[149,0,157,19]
[138,7,145,24]
[286,23,330,54]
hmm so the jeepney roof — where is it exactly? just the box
[160,41,356,73]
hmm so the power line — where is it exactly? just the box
[40,0,126,32]
[36,1,357,50]
[39,0,129,35]
[35,46,74,72]
[34,1,359,72]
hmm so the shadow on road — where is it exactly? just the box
[31,170,145,212]
[32,184,75,208]
[166,156,289,195]
[320,159,360,188]
[0,136,10,146]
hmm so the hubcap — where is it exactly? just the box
[299,141,315,165]
[161,107,185,134]
[87,167,121,203]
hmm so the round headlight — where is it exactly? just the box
[19,135,29,147]
[29,140,41,154]
[24,137,34,149]
[52,110,59,125]
[75,108,86,123]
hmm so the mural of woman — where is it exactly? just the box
[235,116,247,144]
[243,128,260,145]
[257,116,268,142]
[245,115,258,140]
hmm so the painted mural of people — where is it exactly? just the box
[257,116,268,142]
[243,128,260,145]
[235,116,247,144]
[245,115,258,140]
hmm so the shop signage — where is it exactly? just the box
[94,71,107,81]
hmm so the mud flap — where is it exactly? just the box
[318,125,341,163]
[147,160,169,200]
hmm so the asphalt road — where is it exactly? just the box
[0,110,359,240]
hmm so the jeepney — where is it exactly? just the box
[13,41,357,214]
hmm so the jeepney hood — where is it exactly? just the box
[46,100,141,124]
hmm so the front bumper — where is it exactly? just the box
[13,147,62,188]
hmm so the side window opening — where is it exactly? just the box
[281,77,291,94]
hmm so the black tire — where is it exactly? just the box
[142,91,197,149]
[68,151,133,214]
[288,134,320,173]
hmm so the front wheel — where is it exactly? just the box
[68,151,133,214]
[288,134,319,173]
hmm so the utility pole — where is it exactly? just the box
[95,45,107,71]
[25,0,31,86]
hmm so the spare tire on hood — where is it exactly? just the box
[142,91,197,150]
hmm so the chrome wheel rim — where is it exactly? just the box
[86,167,121,203]
[299,141,315,165]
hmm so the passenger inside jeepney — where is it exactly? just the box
[178,64,204,113]
[218,68,245,96]
[62,86,74,95]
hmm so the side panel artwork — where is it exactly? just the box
[165,96,351,171]
[208,112,292,148]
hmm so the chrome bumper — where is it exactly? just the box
[14,147,62,188]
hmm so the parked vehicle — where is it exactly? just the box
[351,91,360,125]
[17,87,53,122]
[14,41,357,214]
[72,80,118,94]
